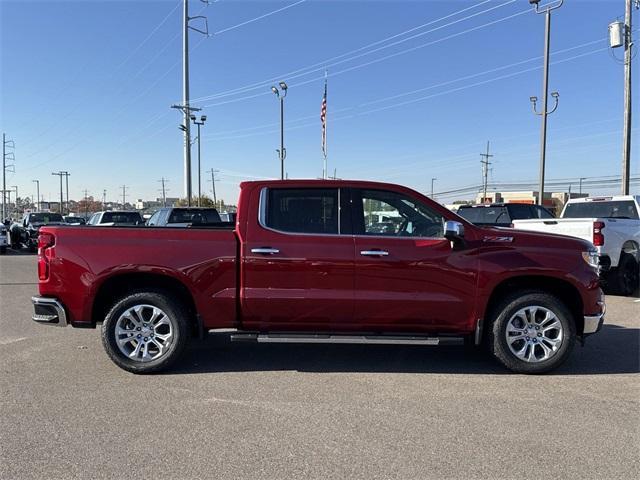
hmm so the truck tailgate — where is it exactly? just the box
[512,218,596,243]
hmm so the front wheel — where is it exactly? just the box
[608,253,639,296]
[488,291,576,374]
[101,290,190,374]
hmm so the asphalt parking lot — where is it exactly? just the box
[1,251,638,480]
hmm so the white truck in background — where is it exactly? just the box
[513,195,640,296]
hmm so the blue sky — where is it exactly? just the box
[1,0,638,205]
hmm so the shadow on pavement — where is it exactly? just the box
[171,324,639,376]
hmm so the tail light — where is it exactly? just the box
[593,221,605,247]
[38,232,55,281]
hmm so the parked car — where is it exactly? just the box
[9,212,64,252]
[86,211,143,226]
[457,203,554,227]
[146,207,222,227]
[64,216,86,225]
[32,180,604,375]
[513,195,640,296]
[0,222,7,254]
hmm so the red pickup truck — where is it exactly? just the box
[32,180,605,374]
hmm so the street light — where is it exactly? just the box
[271,81,288,179]
[190,114,207,207]
[528,0,564,206]
[431,177,437,199]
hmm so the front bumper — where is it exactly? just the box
[31,296,68,327]
[583,300,606,335]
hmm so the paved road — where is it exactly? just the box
[1,251,638,480]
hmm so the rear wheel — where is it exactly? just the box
[101,290,190,374]
[0,246,6,254]
[608,253,639,296]
[488,291,575,374]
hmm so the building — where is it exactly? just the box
[474,191,589,216]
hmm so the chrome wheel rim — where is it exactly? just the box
[115,304,174,362]
[505,306,563,363]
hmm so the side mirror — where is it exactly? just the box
[444,220,465,246]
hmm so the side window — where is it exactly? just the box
[508,204,533,220]
[264,188,338,234]
[147,211,161,226]
[357,189,444,238]
[535,206,554,219]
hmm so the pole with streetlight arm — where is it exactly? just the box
[271,82,288,180]
[528,0,563,207]
[431,178,437,199]
[191,114,207,207]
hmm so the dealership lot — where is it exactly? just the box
[1,252,638,480]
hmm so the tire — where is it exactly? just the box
[101,290,190,374]
[608,253,639,297]
[488,290,576,374]
[0,246,6,255]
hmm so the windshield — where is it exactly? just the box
[168,208,221,224]
[101,212,142,224]
[563,201,639,219]
[28,213,63,223]
[457,206,510,224]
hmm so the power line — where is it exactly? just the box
[190,0,515,104]
[213,0,307,35]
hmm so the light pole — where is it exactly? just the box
[271,81,288,180]
[191,114,207,207]
[32,180,40,212]
[431,178,437,199]
[528,0,563,206]
[579,177,586,195]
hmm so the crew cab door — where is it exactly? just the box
[351,188,477,333]
[241,187,354,331]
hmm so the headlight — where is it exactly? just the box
[582,249,599,269]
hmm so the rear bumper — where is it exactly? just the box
[31,296,68,327]
[583,300,606,335]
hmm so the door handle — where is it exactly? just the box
[360,250,389,256]
[251,247,280,255]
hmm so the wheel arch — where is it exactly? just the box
[91,272,201,338]
[484,275,584,337]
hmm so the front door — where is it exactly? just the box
[242,187,355,332]
[352,188,477,333]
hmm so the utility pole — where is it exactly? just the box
[158,178,168,207]
[11,186,18,216]
[2,133,15,221]
[529,0,563,206]
[171,0,209,205]
[83,189,89,217]
[51,172,65,214]
[579,176,586,195]
[480,141,493,204]
[271,82,288,179]
[103,189,107,209]
[621,0,635,194]
[208,169,218,206]
[121,185,128,209]
[32,180,40,212]
[431,178,437,199]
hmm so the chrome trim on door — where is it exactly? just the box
[251,248,280,255]
[360,250,389,256]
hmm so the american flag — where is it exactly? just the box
[320,76,327,158]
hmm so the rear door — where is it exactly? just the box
[241,187,355,331]
[352,188,478,333]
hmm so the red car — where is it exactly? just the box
[32,180,605,374]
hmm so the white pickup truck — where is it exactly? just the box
[513,195,640,296]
